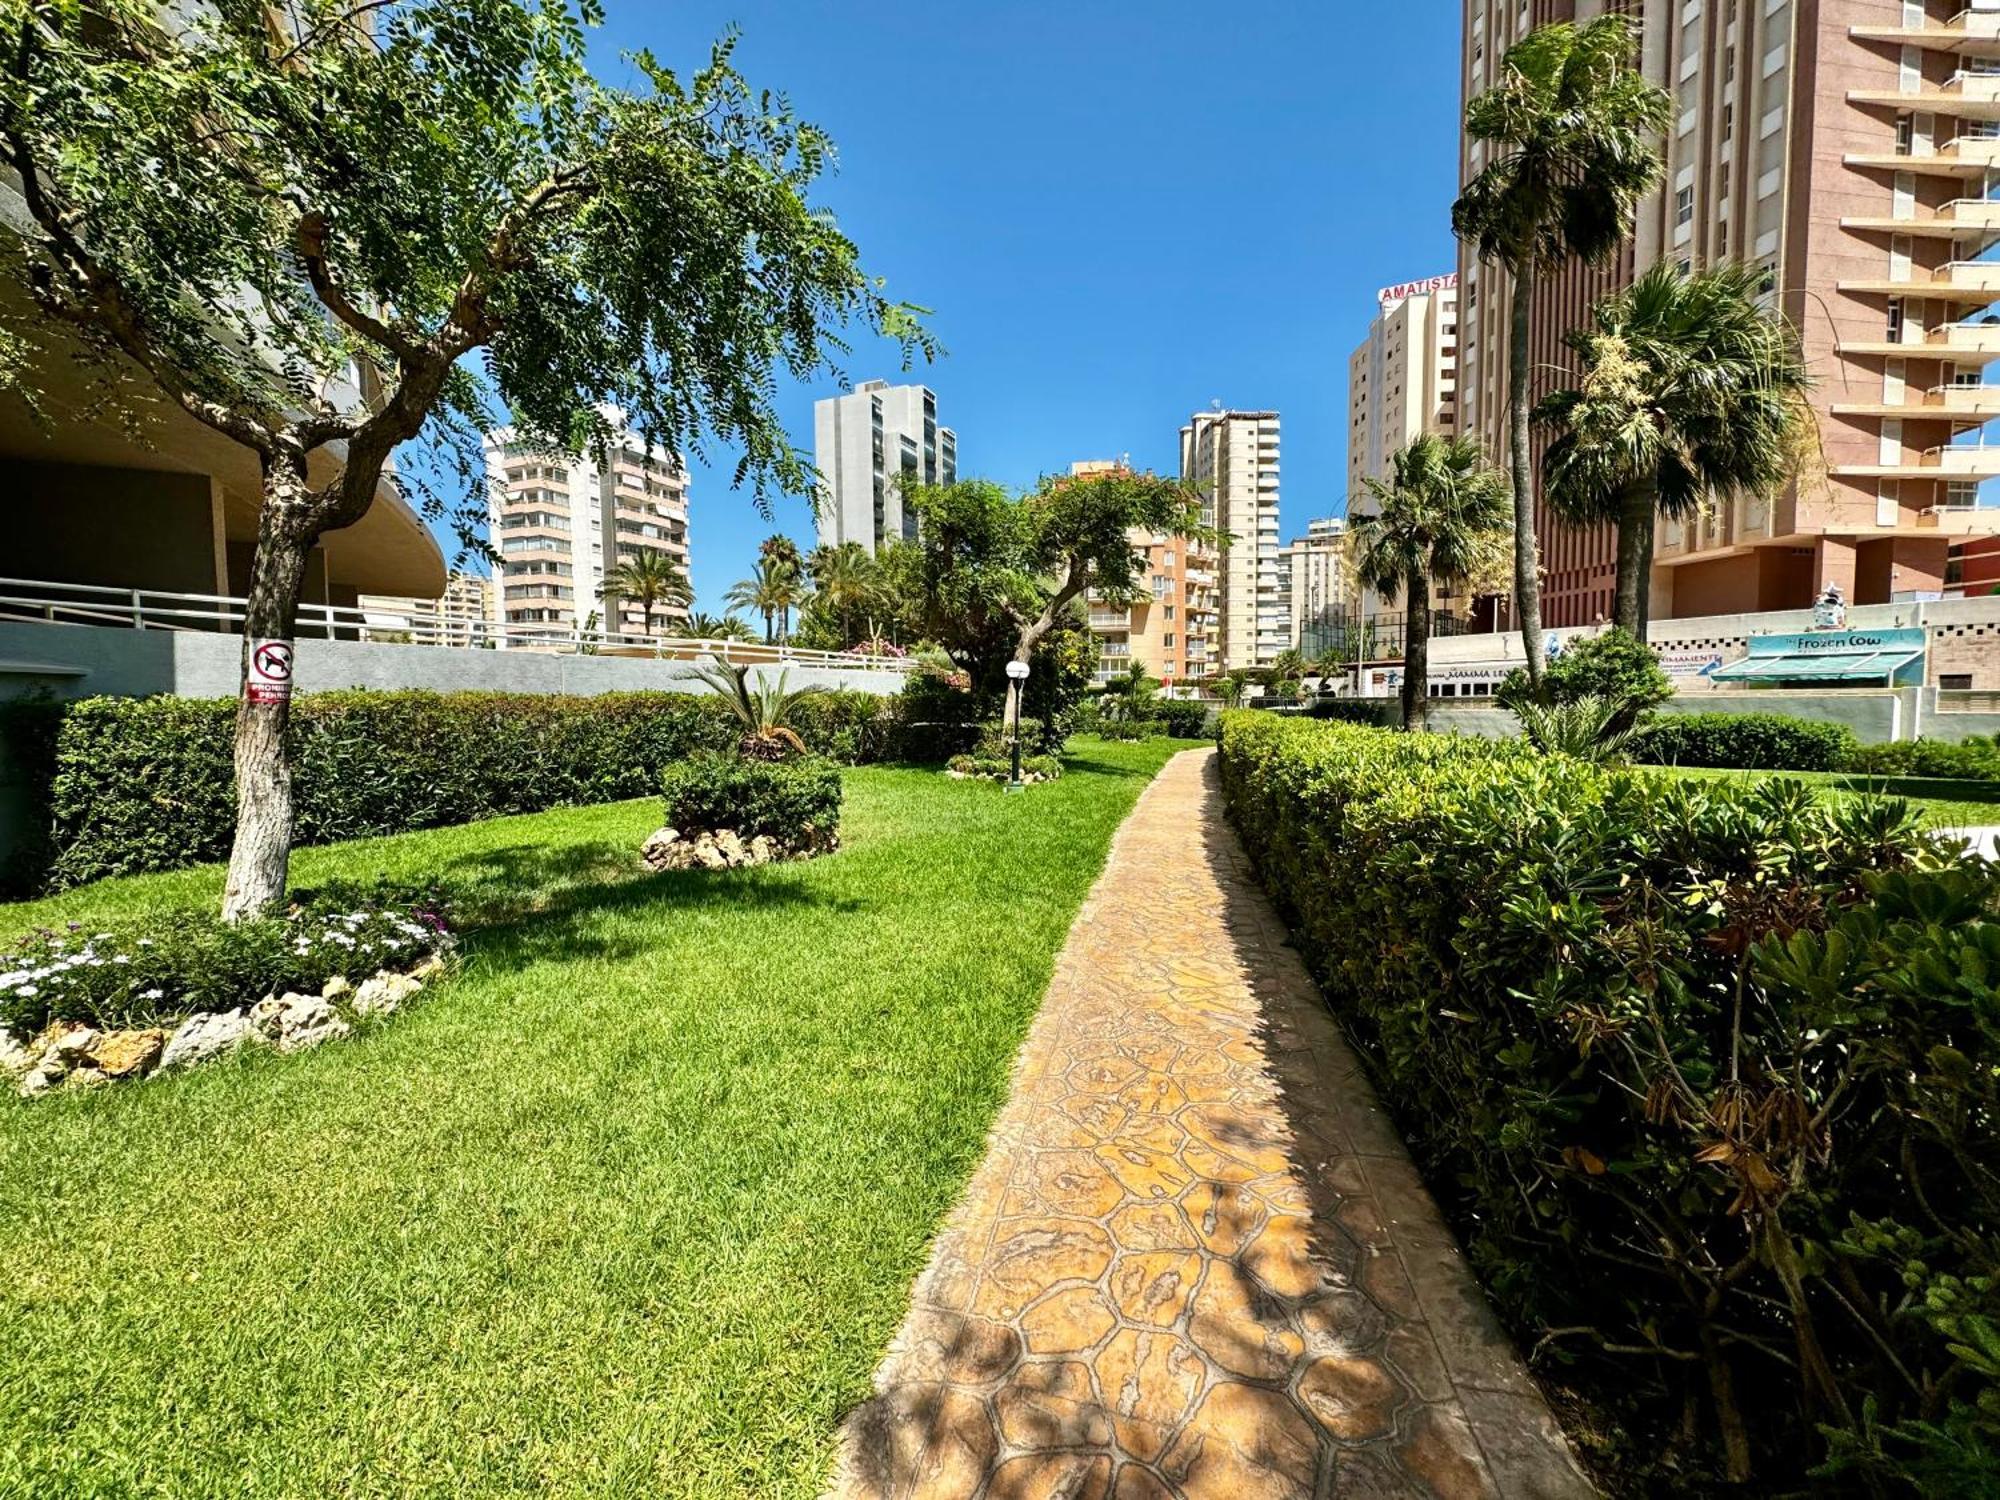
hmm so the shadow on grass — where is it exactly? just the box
[1827,773,2000,806]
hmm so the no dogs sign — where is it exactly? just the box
[247,639,295,705]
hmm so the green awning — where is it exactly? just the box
[1709,648,1923,683]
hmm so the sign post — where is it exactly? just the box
[247,639,294,706]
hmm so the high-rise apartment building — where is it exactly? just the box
[1346,274,1461,499]
[1457,0,2000,626]
[359,572,493,645]
[1072,461,1220,691]
[1280,517,1350,654]
[1180,409,1285,668]
[484,419,690,641]
[813,381,957,555]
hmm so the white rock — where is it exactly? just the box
[321,976,353,1001]
[714,829,746,865]
[351,971,421,1017]
[160,1010,253,1070]
[0,1030,36,1077]
[17,1063,63,1097]
[409,954,445,982]
[249,993,351,1053]
[46,1025,101,1064]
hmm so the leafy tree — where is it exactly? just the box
[600,550,692,640]
[0,2,927,918]
[725,557,804,644]
[1208,670,1252,709]
[1350,435,1512,731]
[1268,648,1308,688]
[1538,261,1814,636]
[1452,14,1671,687]
[899,471,1216,739]
[1499,626,1674,731]
[685,612,756,642]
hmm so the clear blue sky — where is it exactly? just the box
[465,0,1466,615]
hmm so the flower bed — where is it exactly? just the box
[1,887,455,1098]
[643,752,842,871]
[945,752,1062,784]
[1217,711,1998,1490]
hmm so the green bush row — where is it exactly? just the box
[1218,712,1998,1490]
[659,752,842,853]
[1632,710,1858,770]
[1849,734,2000,780]
[4,687,905,892]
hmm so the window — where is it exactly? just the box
[1675,185,1695,225]
[1896,113,1914,155]
[1887,297,1905,341]
[1941,673,1974,691]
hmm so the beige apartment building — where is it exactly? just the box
[1280,517,1350,654]
[484,421,690,641]
[1457,0,2000,626]
[358,573,493,646]
[1180,409,1285,668]
[1072,461,1220,692]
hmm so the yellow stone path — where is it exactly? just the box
[829,749,1593,1500]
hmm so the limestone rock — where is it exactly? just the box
[0,1029,35,1077]
[321,975,353,1001]
[64,1066,109,1091]
[352,971,422,1017]
[160,1010,253,1070]
[644,825,795,872]
[252,993,351,1054]
[89,1028,165,1079]
[409,954,446,982]
[17,1063,63,1098]
[45,1025,101,1064]
[713,829,746,864]
[640,826,682,871]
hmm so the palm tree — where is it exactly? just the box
[1350,434,1513,732]
[724,557,802,644]
[1452,14,1672,688]
[1538,260,1813,638]
[807,542,880,645]
[1100,660,1159,722]
[686,611,756,642]
[600,550,692,640]
[689,658,824,760]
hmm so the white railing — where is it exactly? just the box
[0,576,916,673]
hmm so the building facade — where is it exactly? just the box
[1072,461,1220,691]
[1346,275,1461,500]
[1456,0,2000,627]
[358,573,493,646]
[1180,409,1285,668]
[1280,518,1350,656]
[484,422,690,641]
[813,381,957,555]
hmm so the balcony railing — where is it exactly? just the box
[0,576,915,671]
[1296,610,1475,663]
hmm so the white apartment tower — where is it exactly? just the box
[1346,274,1460,500]
[484,419,691,641]
[813,381,957,554]
[1181,409,1284,669]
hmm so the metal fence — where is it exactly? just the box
[0,576,915,673]
[1297,610,1475,664]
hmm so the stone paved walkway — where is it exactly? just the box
[828,749,1593,1500]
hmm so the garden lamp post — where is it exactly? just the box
[1004,658,1031,793]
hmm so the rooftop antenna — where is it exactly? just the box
[1209,398,1223,411]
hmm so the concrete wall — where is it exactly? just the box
[0,619,908,703]
[5,460,225,597]
[1426,689,1916,745]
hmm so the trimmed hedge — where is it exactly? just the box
[7,688,899,891]
[1152,699,1213,739]
[1849,734,2000,781]
[1632,710,1857,771]
[659,752,841,853]
[1219,712,1997,1490]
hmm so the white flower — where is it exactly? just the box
[137,938,155,948]
[15,985,35,998]
[142,988,164,1000]
[113,955,131,965]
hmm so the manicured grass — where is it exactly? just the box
[1655,764,2000,829]
[0,737,1194,1498]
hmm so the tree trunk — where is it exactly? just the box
[1507,265,1546,686]
[1402,574,1431,732]
[1612,482,1656,638]
[221,454,314,922]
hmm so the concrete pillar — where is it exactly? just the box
[1814,536,1858,602]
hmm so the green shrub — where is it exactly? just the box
[0,884,452,1036]
[945,752,1062,782]
[1153,699,1213,738]
[658,752,841,854]
[973,719,1070,759]
[1096,718,1166,742]
[1219,712,1995,1489]
[9,688,895,891]
[1304,697,1397,728]
[1848,734,2000,781]
[1498,627,1674,717]
[1634,710,1858,771]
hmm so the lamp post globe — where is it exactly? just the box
[1004,659,1031,793]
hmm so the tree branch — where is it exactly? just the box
[443,167,598,351]
[296,212,422,361]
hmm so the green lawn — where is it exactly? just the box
[0,736,1194,1498]
[1654,765,2000,830]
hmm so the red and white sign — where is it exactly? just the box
[1377,272,1458,307]
[247,638,294,706]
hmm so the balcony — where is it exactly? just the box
[1850,9,2000,59]
[1833,381,2000,421]
[1840,317,2000,357]
[1832,438,2000,480]
[1846,134,2000,178]
[1849,67,2000,119]
[1841,196,2000,241]
[1837,258,2000,304]
[1087,609,1131,630]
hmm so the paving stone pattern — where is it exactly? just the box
[829,749,1594,1500]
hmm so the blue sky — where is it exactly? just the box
[467,0,1466,614]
